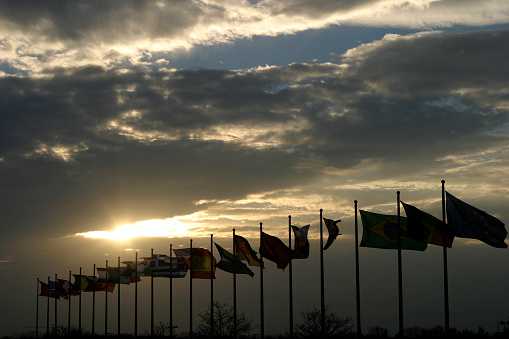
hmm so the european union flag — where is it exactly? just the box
[446,192,507,248]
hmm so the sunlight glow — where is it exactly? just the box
[76,218,196,240]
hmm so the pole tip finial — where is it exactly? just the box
[442,179,445,184]
[397,190,400,194]
[354,200,358,203]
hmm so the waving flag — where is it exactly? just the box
[291,225,310,259]
[402,201,454,247]
[148,254,189,278]
[215,243,254,277]
[360,210,427,251]
[323,218,341,250]
[234,235,262,266]
[446,192,507,248]
[190,248,216,279]
[39,281,59,299]
[260,232,292,270]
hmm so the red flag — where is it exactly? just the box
[39,281,59,299]
[259,232,292,270]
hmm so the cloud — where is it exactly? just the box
[1,1,509,73]
[1,28,508,243]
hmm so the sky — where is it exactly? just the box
[1,0,509,337]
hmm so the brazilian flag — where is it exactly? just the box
[360,210,427,251]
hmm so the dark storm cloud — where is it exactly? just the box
[1,29,508,245]
[2,0,508,75]
[0,0,206,44]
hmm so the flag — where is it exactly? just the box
[190,248,216,279]
[57,279,80,297]
[359,210,427,251]
[214,242,254,277]
[259,232,293,270]
[116,266,142,283]
[402,201,454,248]
[82,276,115,293]
[234,235,262,267]
[446,192,507,248]
[72,274,90,291]
[173,248,192,266]
[148,254,189,278]
[122,260,151,277]
[323,218,341,250]
[97,267,139,284]
[291,225,310,259]
[39,281,59,299]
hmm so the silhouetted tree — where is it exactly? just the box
[197,301,255,338]
[366,326,389,339]
[294,306,352,338]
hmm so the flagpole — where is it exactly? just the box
[190,238,193,339]
[354,201,362,338]
[151,248,154,338]
[36,278,39,338]
[320,209,325,338]
[233,228,238,339]
[442,180,450,338]
[46,276,50,337]
[92,264,96,335]
[170,244,174,339]
[106,260,109,336]
[288,215,294,339]
[118,256,121,336]
[79,267,82,334]
[55,273,58,335]
[260,222,264,339]
[135,252,138,338]
[211,234,214,339]
[68,270,71,335]
[397,191,403,338]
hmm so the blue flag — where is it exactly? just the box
[446,192,507,248]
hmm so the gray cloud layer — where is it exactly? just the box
[1,0,509,73]
[1,29,508,242]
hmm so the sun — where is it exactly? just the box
[76,217,195,240]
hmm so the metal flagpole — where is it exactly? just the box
[233,229,237,339]
[397,191,403,338]
[288,215,294,339]
[442,180,450,338]
[105,260,109,336]
[135,252,138,338]
[92,264,96,335]
[190,239,193,339]
[46,276,50,337]
[151,248,154,337]
[354,201,362,338]
[211,234,214,339]
[79,267,82,334]
[170,244,174,339]
[259,222,264,339]
[320,209,325,338]
[36,278,39,338]
[54,273,58,336]
[68,271,71,335]
[118,256,121,336]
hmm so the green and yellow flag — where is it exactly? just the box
[359,210,427,251]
